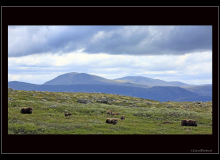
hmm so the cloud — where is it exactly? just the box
[8,25,212,57]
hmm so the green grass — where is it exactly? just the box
[8,90,212,134]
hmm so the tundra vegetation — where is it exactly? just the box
[8,89,212,134]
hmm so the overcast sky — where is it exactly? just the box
[8,25,212,85]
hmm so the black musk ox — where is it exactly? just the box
[20,107,33,114]
[121,115,125,120]
[65,113,71,116]
[181,119,197,126]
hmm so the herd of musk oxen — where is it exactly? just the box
[105,110,125,125]
[20,108,198,126]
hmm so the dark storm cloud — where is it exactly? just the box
[154,26,212,54]
[8,26,123,57]
[85,25,212,55]
[8,25,212,57]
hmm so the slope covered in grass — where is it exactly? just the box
[8,89,212,134]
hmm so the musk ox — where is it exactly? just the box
[181,119,197,126]
[20,107,33,114]
[107,110,112,115]
[106,118,112,123]
[65,113,71,116]
[106,118,118,125]
[121,115,125,120]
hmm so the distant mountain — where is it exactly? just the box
[44,72,199,88]
[174,95,212,102]
[7,81,40,89]
[43,72,149,88]
[44,72,115,85]
[182,85,212,97]
[8,81,212,102]
[167,81,193,87]
[141,86,204,102]
[8,72,212,102]
[115,76,194,87]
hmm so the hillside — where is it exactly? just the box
[115,76,194,87]
[174,95,212,102]
[8,89,212,134]
[183,85,212,97]
[8,81,212,102]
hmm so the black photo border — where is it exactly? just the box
[1,6,219,154]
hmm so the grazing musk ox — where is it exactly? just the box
[106,118,118,125]
[121,115,125,120]
[65,113,71,116]
[181,119,197,126]
[107,110,112,115]
[20,107,33,114]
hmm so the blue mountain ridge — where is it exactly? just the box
[8,72,212,102]
[8,81,212,102]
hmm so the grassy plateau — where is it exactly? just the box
[8,89,212,134]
